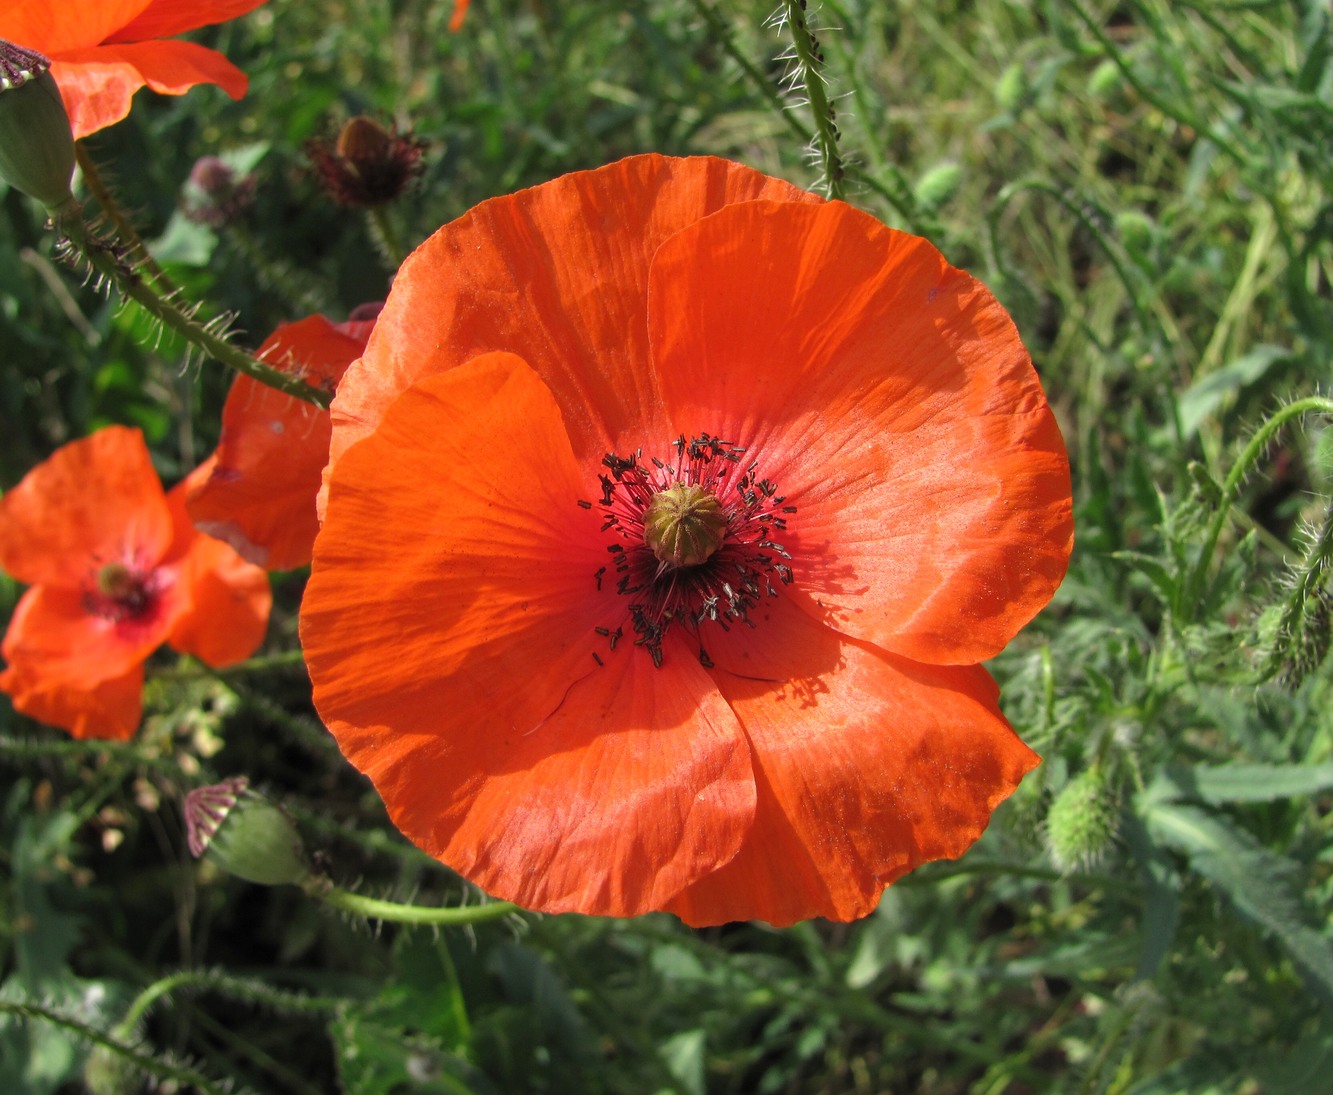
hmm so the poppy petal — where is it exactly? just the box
[666,599,1037,927]
[304,352,756,915]
[107,0,268,42]
[0,658,144,742]
[0,426,172,590]
[649,199,1073,664]
[163,479,271,666]
[0,583,174,686]
[324,155,819,516]
[0,2,153,55]
[51,40,248,139]
[187,316,368,570]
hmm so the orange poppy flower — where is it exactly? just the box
[0,1,269,140]
[186,312,376,571]
[0,426,271,740]
[449,1,470,33]
[300,155,1073,927]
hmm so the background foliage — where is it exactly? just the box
[2,1,1332,1092]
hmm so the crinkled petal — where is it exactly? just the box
[665,596,1037,927]
[0,658,144,741]
[0,426,172,589]
[162,477,271,666]
[0,1,154,55]
[304,352,756,915]
[187,316,367,570]
[650,200,1073,664]
[51,40,248,139]
[324,154,818,517]
[107,0,268,42]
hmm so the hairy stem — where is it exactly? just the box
[779,0,845,200]
[310,880,520,926]
[48,197,330,408]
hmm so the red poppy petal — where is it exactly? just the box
[0,426,172,589]
[51,41,248,139]
[303,352,756,915]
[187,316,366,570]
[649,200,1072,665]
[324,155,818,517]
[448,0,470,32]
[0,584,173,685]
[305,352,618,754]
[665,603,1037,927]
[163,480,271,666]
[0,1,152,55]
[0,658,144,741]
[336,627,754,916]
[107,0,268,42]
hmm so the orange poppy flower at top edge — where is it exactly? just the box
[186,311,378,571]
[0,426,271,740]
[299,154,1074,928]
[0,1,270,140]
[449,1,470,32]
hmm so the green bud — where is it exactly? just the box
[1045,765,1119,873]
[914,162,963,211]
[184,777,310,887]
[643,482,728,568]
[0,40,76,209]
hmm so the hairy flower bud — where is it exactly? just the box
[0,40,76,209]
[1045,765,1119,873]
[306,115,426,207]
[184,776,310,886]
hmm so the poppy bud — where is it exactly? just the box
[184,776,310,886]
[643,482,729,568]
[1045,765,1119,873]
[183,155,256,227]
[0,40,76,210]
[306,115,426,207]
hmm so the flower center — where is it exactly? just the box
[86,561,156,622]
[585,434,795,668]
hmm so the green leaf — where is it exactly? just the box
[1145,802,1333,1008]
[1154,762,1333,804]
[1177,344,1290,437]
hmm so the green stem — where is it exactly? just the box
[780,0,845,200]
[1180,396,1333,622]
[366,205,407,268]
[74,143,176,295]
[311,882,520,926]
[48,198,330,408]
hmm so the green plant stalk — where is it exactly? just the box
[366,204,407,268]
[1180,395,1333,621]
[780,0,845,200]
[75,143,177,296]
[47,197,331,408]
[309,881,520,926]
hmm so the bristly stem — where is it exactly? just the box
[309,880,520,926]
[779,0,846,200]
[74,144,176,296]
[1180,395,1333,622]
[47,197,331,408]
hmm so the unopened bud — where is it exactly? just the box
[307,115,427,207]
[1045,765,1119,873]
[184,776,310,886]
[0,40,76,209]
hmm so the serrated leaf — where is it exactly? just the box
[1145,802,1333,1008]
[1155,762,1333,804]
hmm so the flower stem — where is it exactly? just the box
[1180,395,1333,621]
[74,143,176,295]
[365,205,407,268]
[47,197,330,408]
[779,0,845,200]
[310,881,520,926]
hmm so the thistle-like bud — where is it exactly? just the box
[183,155,256,228]
[0,40,76,209]
[1045,765,1119,873]
[644,482,728,568]
[184,776,310,886]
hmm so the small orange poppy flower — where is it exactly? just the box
[0,426,271,740]
[186,312,376,571]
[301,155,1074,927]
[449,1,470,33]
[0,1,269,140]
